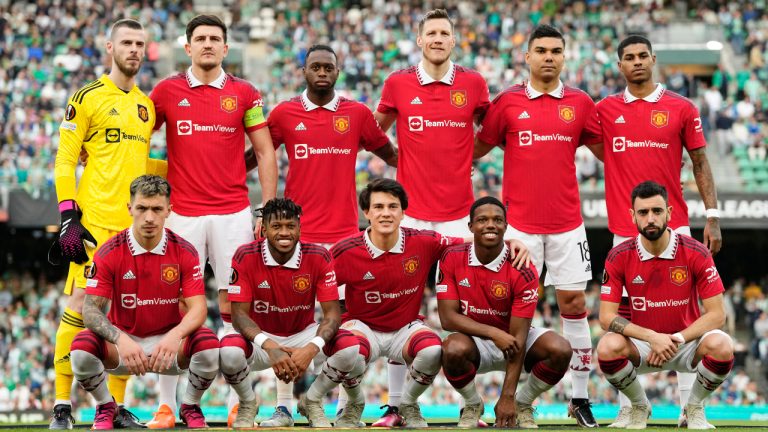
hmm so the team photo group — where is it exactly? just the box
[49,8,732,430]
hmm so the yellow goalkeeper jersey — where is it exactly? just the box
[54,75,155,231]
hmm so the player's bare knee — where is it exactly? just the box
[596,333,629,358]
[441,334,474,371]
[549,335,573,370]
[557,290,586,315]
[699,333,734,360]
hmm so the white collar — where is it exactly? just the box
[416,61,456,85]
[127,228,168,256]
[262,241,302,269]
[186,67,227,89]
[636,228,679,261]
[300,89,340,112]
[468,243,509,273]
[363,227,405,259]
[525,80,565,99]
[623,83,665,103]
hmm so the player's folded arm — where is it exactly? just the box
[172,294,207,338]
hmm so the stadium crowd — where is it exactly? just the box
[0,0,767,416]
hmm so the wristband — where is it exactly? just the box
[59,200,76,212]
[705,208,720,219]
[253,333,268,348]
[309,336,325,350]
[672,332,685,344]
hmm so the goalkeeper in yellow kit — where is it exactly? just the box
[49,19,167,429]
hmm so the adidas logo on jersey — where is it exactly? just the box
[108,108,119,116]
[632,275,645,284]
[122,270,136,280]
[615,115,625,124]
[410,97,422,105]
[585,263,592,272]
[518,111,530,119]
[295,122,307,131]
[258,280,271,289]
[459,278,471,287]
[178,98,190,107]
[363,271,375,280]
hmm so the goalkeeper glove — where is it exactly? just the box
[49,200,97,265]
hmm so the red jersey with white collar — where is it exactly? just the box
[150,68,267,216]
[377,62,490,221]
[590,85,707,236]
[227,240,338,336]
[268,92,388,243]
[601,230,724,334]
[86,228,204,337]
[437,243,539,330]
[477,82,601,233]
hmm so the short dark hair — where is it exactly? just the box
[528,24,565,49]
[130,175,170,201]
[186,14,227,43]
[470,196,506,222]
[359,178,408,211]
[418,9,454,34]
[259,198,302,224]
[618,35,653,59]
[305,44,337,64]
[110,19,143,40]
[631,181,668,206]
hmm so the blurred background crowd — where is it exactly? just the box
[1,0,768,413]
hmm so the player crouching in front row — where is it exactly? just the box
[438,197,572,428]
[70,175,220,430]
[219,198,365,428]
[598,181,734,430]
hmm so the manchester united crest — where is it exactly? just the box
[403,256,419,275]
[333,116,350,134]
[450,90,467,108]
[161,264,180,285]
[670,266,688,286]
[490,280,509,299]
[558,105,575,123]
[221,96,238,113]
[651,110,669,128]
[137,104,149,122]
[293,274,311,293]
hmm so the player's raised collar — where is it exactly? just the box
[300,90,340,112]
[262,240,302,269]
[623,83,665,103]
[363,227,405,258]
[416,61,456,85]
[525,80,565,99]
[186,67,228,89]
[468,243,510,272]
[127,228,168,256]
[635,228,679,261]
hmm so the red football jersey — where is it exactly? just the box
[477,82,601,233]
[601,230,724,334]
[591,85,707,236]
[227,240,338,336]
[150,69,267,216]
[377,62,490,221]
[332,227,463,332]
[86,229,204,338]
[268,92,388,243]
[437,244,539,331]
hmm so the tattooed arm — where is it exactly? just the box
[82,294,120,343]
[688,147,722,255]
[83,294,149,374]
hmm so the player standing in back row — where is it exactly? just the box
[372,9,490,426]
[474,24,603,427]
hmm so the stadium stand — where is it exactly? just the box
[0,0,767,417]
